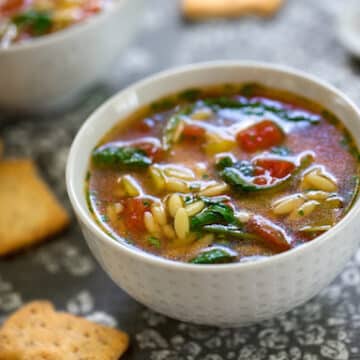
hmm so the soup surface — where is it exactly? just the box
[87,84,360,264]
[0,0,110,47]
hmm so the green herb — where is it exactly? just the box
[339,133,360,160]
[150,98,176,112]
[271,146,291,156]
[162,106,193,151]
[240,83,260,97]
[202,224,259,240]
[190,203,238,231]
[13,10,52,35]
[148,236,161,249]
[92,146,152,169]
[101,214,109,223]
[216,156,235,171]
[162,114,182,151]
[143,200,150,207]
[179,88,201,102]
[200,196,230,205]
[190,248,237,264]
[184,195,194,205]
[203,97,320,124]
[217,156,294,192]
[202,174,209,179]
[321,110,338,124]
[298,209,305,216]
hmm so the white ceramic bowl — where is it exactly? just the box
[66,62,360,327]
[0,0,143,112]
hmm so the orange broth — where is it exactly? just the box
[86,83,360,264]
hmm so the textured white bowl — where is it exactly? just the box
[66,62,360,327]
[0,0,143,112]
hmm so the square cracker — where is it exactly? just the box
[0,301,129,360]
[182,0,284,19]
[0,159,70,256]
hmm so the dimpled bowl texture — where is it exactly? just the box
[0,0,143,112]
[66,62,360,327]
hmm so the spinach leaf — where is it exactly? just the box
[220,167,259,192]
[202,224,259,240]
[13,10,52,35]
[217,156,293,192]
[203,97,320,124]
[190,203,238,231]
[92,146,152,169]
[216,157,260,192]
[190,248,237,264]
[179,88,201,102]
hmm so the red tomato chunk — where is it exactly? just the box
[182,124,206,138]
[254,158,295,179]
[247,215,291,252]
[236,120,284,152]
[123,198,149,233]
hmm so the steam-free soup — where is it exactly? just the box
[0,0,110,48]
[87,84,360,264]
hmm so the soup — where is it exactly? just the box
[86,84,360,264]
[0,0,110,47]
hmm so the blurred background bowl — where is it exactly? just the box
[0,0,143,113]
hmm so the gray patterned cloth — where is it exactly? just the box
[1,0,360,359]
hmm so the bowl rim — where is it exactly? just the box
[0,0,128,53]
[66,60,360,272]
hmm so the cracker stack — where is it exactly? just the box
[0,301,129,359]
[182,0,284,19]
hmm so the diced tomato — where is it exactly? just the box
[236,120,284,152]
[0,0,26,14]
[182,124,206,138]
[136,142,164,162]
[254,158,295,179]
[253,176,267,185]
[123,198,149,233]
[247,215,291,252]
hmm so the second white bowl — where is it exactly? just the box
[0,0,143,112]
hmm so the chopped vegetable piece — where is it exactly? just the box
[217,155,297,192]
[246,215,291,252]
[92,146,152,169]
[254,158,295,179]
[163,115,182,151]
[123,198,150,233]
[204,97,321,124]
[13,10,52,35]
[236,120,284,153]
[202,224,259,240]
[148,236,161,248]
[182,124,206,138]
[190,247,237,264]
[179,88,201,101]
[190,203,238,231]
[0,0,25,14]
